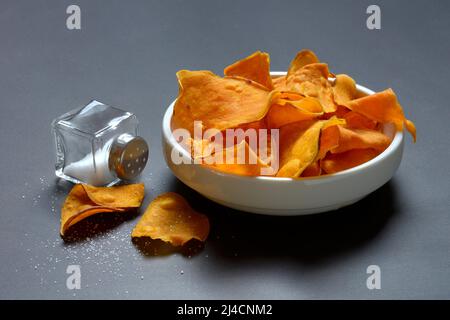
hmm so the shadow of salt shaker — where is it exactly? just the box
[51,100,149,186]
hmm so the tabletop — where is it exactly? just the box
[0,0,449,299]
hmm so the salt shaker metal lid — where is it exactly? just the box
[109,133,149,180]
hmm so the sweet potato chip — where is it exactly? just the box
[171,70,276,135]
[320,105,350,120]
[60,185,122,236]
[60,184,145,236]
[224,51,273,89]
[343,88,416,141]
[203,140,270,176]
[332,74,357,105]
[318,125,389,159]
[301,161,321,177]
[277,117,345,177]
[276,95,323,113]
[343,111,377,130]
[287,49,320,77]
[285,63,337,113]
[131,192,210,246]
[321,149,381,174]
[317,125,340,160]
[278,91,305,101]
[82,183,145,208]
[62,207,118,236]
[236,119,267,131]
[266,97,323,128]
[272,76,286,90]
[405,119,417,142]
[331,126,391,154]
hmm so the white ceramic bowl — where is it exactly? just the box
[161,72,403,215]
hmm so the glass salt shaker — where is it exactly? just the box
[51,100,149,186]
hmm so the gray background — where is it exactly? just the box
[0,0,449,299]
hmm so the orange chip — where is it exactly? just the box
[318,125,390,159]
[203,140,271,176]
[60,184,145,236]
[60,185,124,236]
[287,49,320,77]
[61,207,118,236]
[276,95,323,113]
[343,88,416,141]
[278,91,305,101]
[342,111,377,130]
[171,70,277,135]
[332,74,357,105]
[82,183,145,208]
[321,149,381,174]
[235,118,268,132]
[272,75,286,90]
[301,161,321,177]
[331,126,391,154]
[285,63,337,113]
[266,97,323,128]
[256,132,275,165]
[224,51,273,89]
[405,119,417,142]
[185,121,268,160]
[317,125,340,160]
[277,117,345,177]
[131,192,210,246]
[320,105,350,120]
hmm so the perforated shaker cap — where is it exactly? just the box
[108,133,148,180]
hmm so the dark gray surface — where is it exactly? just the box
[0,0,449,299]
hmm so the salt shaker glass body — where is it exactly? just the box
[51,100,148,186]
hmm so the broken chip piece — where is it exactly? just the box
[131,192,210,246]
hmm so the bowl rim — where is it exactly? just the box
[162,71,403,183]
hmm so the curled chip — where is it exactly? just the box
[131,192,210,246]
[60,185,121,236]
[287,49,320,77]
[60,183,145,236]
[171,49,416,178]
[224,51,273,89]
